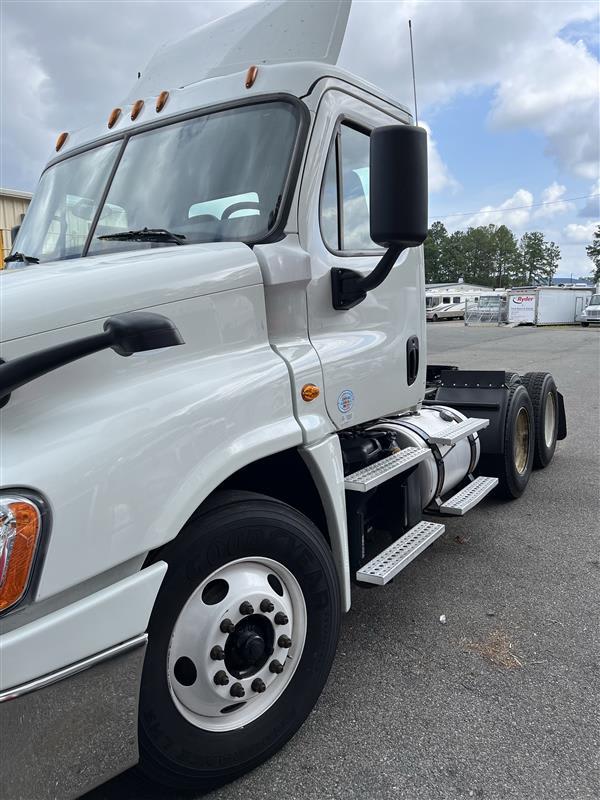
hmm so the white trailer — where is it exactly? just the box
[0,2,567,797]
[507,287,594,325]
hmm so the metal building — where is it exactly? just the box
[0,188,32,266]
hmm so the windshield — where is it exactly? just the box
[13,101,302,263]
[589,295,600,305]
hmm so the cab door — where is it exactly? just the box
[299,88,426,429]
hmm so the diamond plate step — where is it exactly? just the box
[429,417,489,446]
[439,475,498,515]
[344,447,430,492]
[356,521,446,585]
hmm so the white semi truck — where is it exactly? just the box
[0,2,566,798]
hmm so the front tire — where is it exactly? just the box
[581,321,589,327]
[136,491,340,794]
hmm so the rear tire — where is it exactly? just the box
[136,491,340,794]
[520,372,558,468]
[482,384,534,499]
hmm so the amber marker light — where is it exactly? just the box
[245,65,259,89]
[156,90,169,113]
[131,99,144,121]
[108,107,121,129]
[55,131,69,152]
[301,384,320,402]
[0,497,42,613]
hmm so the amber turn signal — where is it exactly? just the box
[130,99,144,121]
[156,90,169,113]
[301,384,320,402]
[108,108,121,129]
[0,498,42,613]
[55,132,69,152]
[245,65,259,89]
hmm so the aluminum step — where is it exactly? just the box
[356,521,446,585]
[428,417,490,446]
[344,447,430,492]
[439,475,498,515]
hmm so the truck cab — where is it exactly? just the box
[0,2,566,797]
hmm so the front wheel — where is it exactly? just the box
[581,321,589,327]
[136,491,340,794]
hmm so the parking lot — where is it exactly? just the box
[90,323,600,800]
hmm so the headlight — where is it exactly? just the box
[0,496,42,612]
[581,310,587,316]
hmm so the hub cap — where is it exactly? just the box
[167,557,306,731]
[544,392,556,449]
[514,407,530,474]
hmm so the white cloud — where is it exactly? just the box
[339,1,599,181]
[579,179,600,218]
[489,37,600,180]
[463,189,533,229]
[533,183,575,220]
[421,122,459,195]
[564,221,598,243]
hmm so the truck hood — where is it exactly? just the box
[0,242,262,343]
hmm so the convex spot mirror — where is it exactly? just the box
[369,124,428,248]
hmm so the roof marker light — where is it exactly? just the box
[131,99,144,121]
[108,108,121,129]
[55,132,69,152]
[245,65,259,89]
[156,90,169,113]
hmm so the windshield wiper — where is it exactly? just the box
[4,252,40,264]
[98,228,186,245]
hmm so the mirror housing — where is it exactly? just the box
[331,124,428,310]
[370,124,428,247]
[0,312,183,404]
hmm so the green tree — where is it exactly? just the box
[423,221,449,283]
[520,231,561,285]
[586,224,600,283]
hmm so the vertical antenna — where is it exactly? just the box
[408,19,419,126]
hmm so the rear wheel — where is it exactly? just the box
[136,491,340,794]
[520,372,558,468]
[482,384,534,499]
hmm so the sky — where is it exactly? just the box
[1,0,599,277]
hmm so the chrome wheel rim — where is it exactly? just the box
[514,407,530,474]
[167,557,306,732]
[544,392,556,449]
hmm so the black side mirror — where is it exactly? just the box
[370,125,428,247]
[0,312,183,404]
[10,224,20,244]
[331,125,428,310]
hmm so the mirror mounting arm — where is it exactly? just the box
[331,244,404,311]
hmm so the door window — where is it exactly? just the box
[320,123,380,252]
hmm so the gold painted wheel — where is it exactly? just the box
[513,407,530,475]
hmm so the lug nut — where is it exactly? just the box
[278,635,292,649]
[269,659,284,674]
[210,645,225,661]
[251,678,266,693]
[230,682,245,698]
[220,618,235,634]
[214,670,229,686]
[239,601,254,616]
[274,612,288,625]
[260,599,274,613]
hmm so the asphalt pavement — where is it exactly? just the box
[89,323,600,800]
